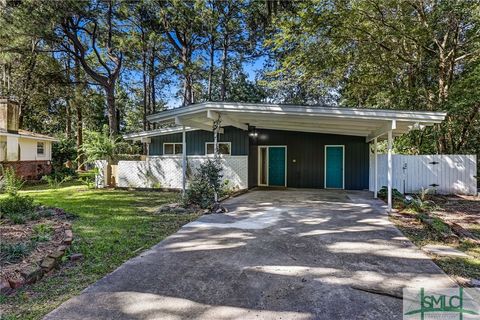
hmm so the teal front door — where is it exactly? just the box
[268,147,286,186]
[325,146,344,189]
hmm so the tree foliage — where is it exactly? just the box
[265,0,480,155]
[0,0,478,161]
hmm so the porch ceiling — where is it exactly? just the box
[145,102,447,142]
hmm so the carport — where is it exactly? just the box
[142,102,447,211]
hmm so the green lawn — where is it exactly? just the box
[0,182,199,319]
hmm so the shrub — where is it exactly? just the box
[52,137,77,172]
[54,166,77,179]
[184,159,223,209]
[0,195,36,223]
[78,169,97,189]
[79,125,140,164]
[0,242,31,263]
[32,223,54,242]
[1,168,25,196]
[430,217,450,234]
[41,174,72,189]
[378,186,404,201]
[406,188,436,213]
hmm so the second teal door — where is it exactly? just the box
[325,146,344,189]
[268,147,286,186]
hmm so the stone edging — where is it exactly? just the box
[1,225,78,294]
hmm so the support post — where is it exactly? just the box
[182,125,187,196]
[213,124,219,158]
[212,116,222,204]
[374,137,378,199]
[387,129,393,212]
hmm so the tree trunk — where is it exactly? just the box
[74,56,85,170]
[149,48,156,127]
[65,57,72,139]
[181,45,193,106]
[76,103,84,171]
[220,35,228,101]
[106,85,118,135]
[65,100,72,139]
[183,74,192,106]
[208,36,215,101]
[141,30,148,132]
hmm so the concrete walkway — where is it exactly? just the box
[45,189,454,320]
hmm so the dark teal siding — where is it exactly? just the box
[149,126,369,190]
[248,129,369,190]
[149,126,249,156]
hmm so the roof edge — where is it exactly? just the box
[147,102,448,123]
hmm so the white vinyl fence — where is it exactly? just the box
[97,156,249,190]
[369,154,477,195]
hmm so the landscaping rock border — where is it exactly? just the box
[0,226,74,295]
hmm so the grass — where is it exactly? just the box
[0,181,199,319]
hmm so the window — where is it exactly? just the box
[206,142,231,155]
[37,142,45,156]
[163,143,183,155]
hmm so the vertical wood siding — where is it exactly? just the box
[249,129,369,189]
[149,126,249,156]
[369,154,477,195]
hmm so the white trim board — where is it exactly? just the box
[148,102,447,123]
[324,145,345,189]
[205,142,232,155]
[163,142,183,155]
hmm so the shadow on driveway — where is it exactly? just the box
[44,189,454,320]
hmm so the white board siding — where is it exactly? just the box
[16,138,52,161]
[369,154,477,195]
[115,156,248,190]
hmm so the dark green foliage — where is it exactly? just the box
[266,1,480,156]
[430,217,450,234]
[0,242,31,264]
[0,195,36,224]
[185,160,223,209]
[52,137,78,172]
[377,186,404,201]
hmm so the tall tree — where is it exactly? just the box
[266,0,480,154]
[56,0,124,135]
[157,0,207,106]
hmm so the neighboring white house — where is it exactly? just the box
[0,98,58,179]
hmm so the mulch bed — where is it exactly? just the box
[429,195,480,238]
[0,208,74,293]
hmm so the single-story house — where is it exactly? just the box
[0,98,58,180]
[123,102,448,211]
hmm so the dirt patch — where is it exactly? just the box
[430,195,480,238]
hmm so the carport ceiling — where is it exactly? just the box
[147,102,447,141]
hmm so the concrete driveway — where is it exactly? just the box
[45,189,454,320]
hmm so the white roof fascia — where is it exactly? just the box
[0,131,59,142]
[147,102,447,124]
[123,126,198,141]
